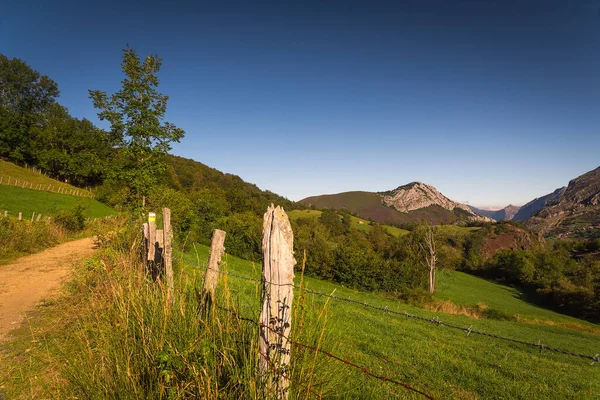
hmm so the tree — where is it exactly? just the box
[0,54,59,163]
[419,225,437,294]
[89,45,185,205]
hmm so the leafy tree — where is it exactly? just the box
[0,54,59,163]
[89,45,185,205]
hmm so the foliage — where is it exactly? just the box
[0,216,65,259]
[54,204,86,232]
[89,46,185,204]
[0,54,114,186]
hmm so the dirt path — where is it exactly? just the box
[0,238,97,341]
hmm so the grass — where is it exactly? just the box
[179,244,600,399]
[435,270,600,332]
[288,209,410,237]
[0,159,92,195]
[2,226,600,399]
[0,185,115,219]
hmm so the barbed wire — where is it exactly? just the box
[219,306,434,399]
[200,263,600,364]
[257,350,324,399]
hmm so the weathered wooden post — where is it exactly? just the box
[148,212,156,262]
[18,212,22,221]
[36,214,42,222]
[162,208,174,300]
[3,211,7,218]
[259,205,295,399]
[200,229,226,306]
[31,212,35,222]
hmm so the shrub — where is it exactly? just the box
[54,204,86,232]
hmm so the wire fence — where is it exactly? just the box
[0,175,94,198]
[222,306,435,399]
[198,261,600,365]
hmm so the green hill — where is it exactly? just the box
[0,160,114,219]
[182,244,600,399]
[164,154,298,210]
[0,185,114,219]
[0,159,93,196]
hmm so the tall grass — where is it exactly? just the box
[46,221,343,399]
[0,217,66,260]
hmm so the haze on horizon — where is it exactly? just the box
[2,0,599,209]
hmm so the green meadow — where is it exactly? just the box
[179,243,600,399]
[0,185,114,219]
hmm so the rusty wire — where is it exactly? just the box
[200,263,600,364]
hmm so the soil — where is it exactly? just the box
[0,238,97,341]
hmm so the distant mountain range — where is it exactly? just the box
[301,165,600,238]
[301,182,492,225]
[468,205,521,221]
[468,188,568,222]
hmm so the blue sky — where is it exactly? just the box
[2,0,599,207]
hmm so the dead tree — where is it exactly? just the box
[420,227,437,294]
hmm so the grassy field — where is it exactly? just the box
[0,159,92,196]
[0,185,114,219]
[2,237,599,398]
[288,209,410,237]
[436,270,599,331]
[179,244,600,399]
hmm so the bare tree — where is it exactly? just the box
[420,227,437,294]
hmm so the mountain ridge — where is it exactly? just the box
[301,182,492,225]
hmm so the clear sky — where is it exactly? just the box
[2,0,599,208]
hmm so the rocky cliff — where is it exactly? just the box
[524,166,600,238]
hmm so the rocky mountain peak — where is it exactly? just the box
[380,182,492,222]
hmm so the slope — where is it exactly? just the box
[525,166,600,238]
[287,209,410,237]
[513,187,566,221]
[183,244,600,399]
[0,160,114,219]
[0,159,93,196]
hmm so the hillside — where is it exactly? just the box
[301,182,491,226]
[0,185,114,219]
[287,209,410,237]
[0,160,114,218]
[525,166,600,238]
[163,154,298,210]
[513,187,566,221]
[0,159,93,197]
[180,244,600,398]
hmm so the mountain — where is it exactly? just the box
[524,166,600,238]
[301,182,492,225]
[469,205,521,221]
[512,187,566,221]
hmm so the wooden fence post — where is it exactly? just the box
[3,211,7,218]
[162,208,174,301]
[200,229,226,305]
[259,205,295,399]
[36,214,42,222]
[18,212,22,221]
[31,212,35,222]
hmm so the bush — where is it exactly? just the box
[54,204,86,232]
[0,216,65,258]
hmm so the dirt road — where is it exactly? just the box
[0,238,97,341]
